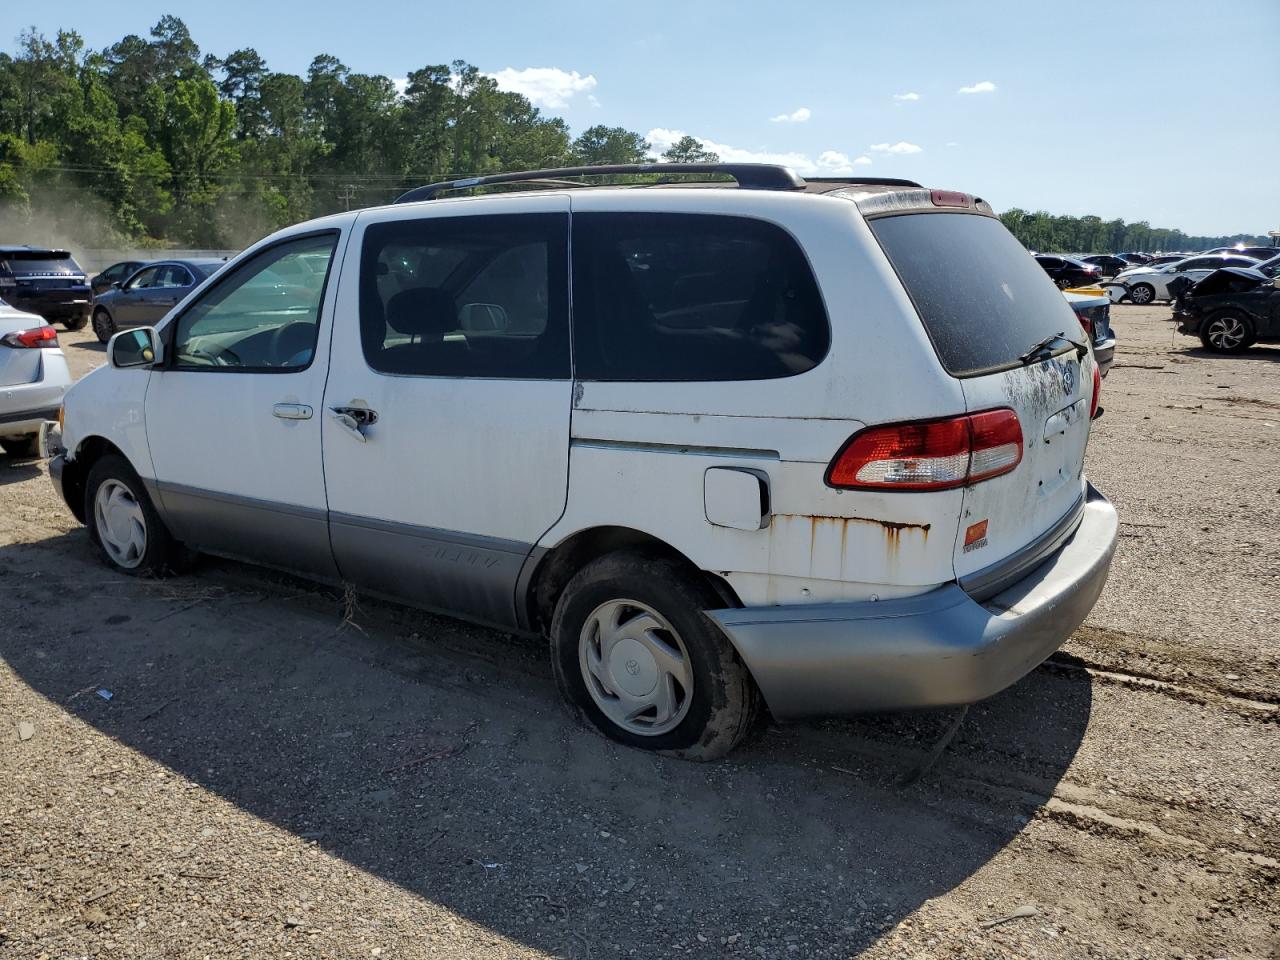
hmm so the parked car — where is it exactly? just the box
[90,260,148,297]
[1145,253,1191,268]
[1172,266,1280,353]
[49,163,1118,760]
[1079,255,1129,278]
[1117,252,1151,266]
[1204,246,1275,260]
[1105,254,1263,304]
[91,259,226,343]
[0,246,92,330]
[0,299,72,457]
[1064,289,1116,376]
[1034,254,1102,288]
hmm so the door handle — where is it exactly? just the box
[328,405,377,442]
[273,403,313,420]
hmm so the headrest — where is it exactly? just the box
[385,287,457,339]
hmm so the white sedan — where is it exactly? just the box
[0,299,72,458]
[1106,253,1261,304]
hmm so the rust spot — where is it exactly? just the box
[771,513,932,575]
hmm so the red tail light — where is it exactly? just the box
[1090,361,1102,420]
[826,409,1023,491]
[1074,310,1093,337]
[0,325,59,348]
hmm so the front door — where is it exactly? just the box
[145,231,346,579]
[321,196,572,628]
[114,265,162,328]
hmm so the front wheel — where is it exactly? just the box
[84,454,189,576]
[92,307,116,344]
[1128,282,1156,305]
[1200,311,1253,354]
[62,312,88,332]
[550,551,761,761]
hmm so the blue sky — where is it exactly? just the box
[19,0,1280,237]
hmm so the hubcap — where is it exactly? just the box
[93,479,147,568]
[1131,285,1153,303]
[578,599,693,736]
[1208,316,1244,350]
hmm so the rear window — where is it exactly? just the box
[870,213,1079,377]
[2,257,82,275]
[572,213,829,381]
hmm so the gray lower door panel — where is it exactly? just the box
[155,481,338,580]
[328,512,531,629]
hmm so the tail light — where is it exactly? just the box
[1074,310,1094,338]
[826,409,1023,491]
[0,325,59,348]
[1090,362,1102,420]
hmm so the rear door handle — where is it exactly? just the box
[329,405,378,427]
[273,403,313,420]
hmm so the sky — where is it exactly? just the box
[15,0,1280,237]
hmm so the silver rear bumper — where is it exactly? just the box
[708,483,1118,719]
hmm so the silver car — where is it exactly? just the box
[91,259,226,343]
[0,298,72,457]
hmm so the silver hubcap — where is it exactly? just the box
[1131,285,1153,303]
[1208,316,1244,350]
[579,599,693,736]
[94,479,147,568]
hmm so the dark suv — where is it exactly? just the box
[0,247,93,330]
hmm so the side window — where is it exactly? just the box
[572,213,830,381]
[127,266,161,290]
[172,233,337,372]
[358,212,569,379]
[158,265,193,287]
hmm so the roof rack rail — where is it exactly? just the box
[802,176,923,188]
[394,163,807,203]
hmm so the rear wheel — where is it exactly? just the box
[84,454,189,576]
[550,551,761,761]
[62,312,88,332]
[1,434,40,458]
[1128,282,1155,305]
[1200,310,1253,353]
[92,307,116,344]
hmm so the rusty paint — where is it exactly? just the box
[771,513,931,576]
[773,513,932,535]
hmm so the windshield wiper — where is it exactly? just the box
[1019,332,1087,365]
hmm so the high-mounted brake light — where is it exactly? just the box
[0,325,59,349]
[930,189,972,208]
[826,409,1023,491]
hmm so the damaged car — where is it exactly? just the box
[1172,261,1280,353]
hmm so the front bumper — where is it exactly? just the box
[708,483,1118,719]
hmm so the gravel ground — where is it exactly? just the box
[1,306,1277,959]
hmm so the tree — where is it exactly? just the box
[570,125,650,166]
[213,48,268,139]
[661,135,719,164]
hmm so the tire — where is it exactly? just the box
[1128,282,1155,305]
[1199,310,1253,354]
[92,307,116,344]
[1,434,40,458]
[1055,278,1072,290]
[550,550,761,761]
[62,312,88,332]
[84,454,189,576]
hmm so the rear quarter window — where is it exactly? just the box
[571,212,829,381]
[870,213,1080,377]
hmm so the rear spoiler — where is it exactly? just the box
[832,187,995,219]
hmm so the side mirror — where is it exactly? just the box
[109,327,163,368]
[111,281,122,290]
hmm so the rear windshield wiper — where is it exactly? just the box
[1020,332,1087,365]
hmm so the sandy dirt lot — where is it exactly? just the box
[2,306,1277,959]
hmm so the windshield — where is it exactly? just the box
[869,212,1079,377]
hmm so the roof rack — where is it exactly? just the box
[394,163,807,203]
[802,176,923,189]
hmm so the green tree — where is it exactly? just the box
[570,125,650,166]
[661,135,719,163]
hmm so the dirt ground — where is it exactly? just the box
[2,306,1277,959]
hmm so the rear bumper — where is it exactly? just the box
[4,288,92,319]
[708,483,1118,719]
[1093,335,1116,377]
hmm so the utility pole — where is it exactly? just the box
[337,183,360,211]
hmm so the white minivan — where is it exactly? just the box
[50,164,1118,759]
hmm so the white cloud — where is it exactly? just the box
[892,92,920,102]
[869,141,923,155]
[486,67,598,108]
[587,94,601,109]
[391,77,409,97]
[957,80,996,95]
[769,107,812,123]
[946,141,959,147]
[647,128,873,177]
[817,151,873,174]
